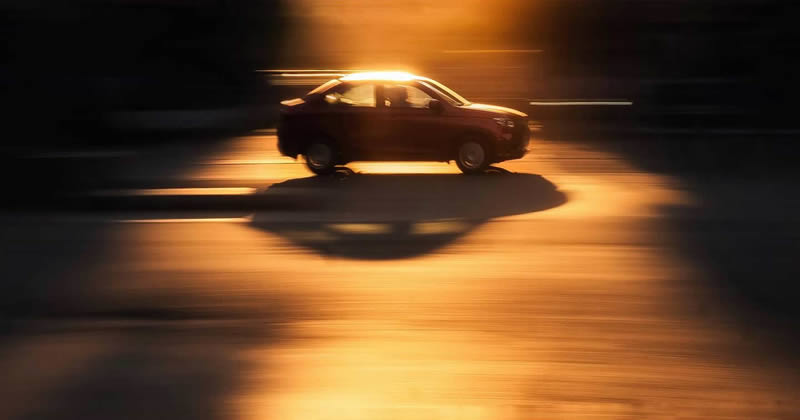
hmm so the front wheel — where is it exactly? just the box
[304,141,337,175]
[455,140,489,174]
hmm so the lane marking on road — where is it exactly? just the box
[250,128,278,135]
[92,187,258,196]
[443,49,543,54]
[529,101,633,106]
[206,159,296,165]
[118,214,254,223]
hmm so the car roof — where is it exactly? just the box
[339,72,424,82]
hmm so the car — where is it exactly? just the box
[277,71,530,175]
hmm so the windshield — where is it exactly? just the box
[419,77,470,106]
[306,79,341,96]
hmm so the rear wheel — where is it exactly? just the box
[304,141,337,175]
[455,139,489,174]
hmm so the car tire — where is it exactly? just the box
[455,138,489,175]
[304,141,337,175]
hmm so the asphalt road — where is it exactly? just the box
[1,133,798,419]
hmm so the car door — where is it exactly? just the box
[320,82,388,161]
[382,82,446,160]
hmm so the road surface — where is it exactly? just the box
[1,133,798,420]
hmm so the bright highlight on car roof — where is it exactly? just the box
[340,71,417,81]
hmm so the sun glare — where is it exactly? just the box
[340,71,417,82]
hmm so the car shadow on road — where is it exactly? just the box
[249,167,567,259]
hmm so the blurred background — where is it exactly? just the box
[2,1,800,419]
[4,0,799,143]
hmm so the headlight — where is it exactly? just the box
[493,117,515,128]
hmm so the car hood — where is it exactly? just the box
[461,103,528,118]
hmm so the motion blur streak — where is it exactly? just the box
[3,128,798,418]
[340,72,417,82]
[119,217,253,224]
[2,135,798,419]
[215,137,788,420]
[529,101,634,106]
[442,49,544,54]
[4,0,800,419]
[113,188,257,196]
[279,74,346,78]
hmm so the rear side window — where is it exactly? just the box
[325,84,376,107]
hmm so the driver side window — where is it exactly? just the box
[325,84,376,107]
[383,84,434,109]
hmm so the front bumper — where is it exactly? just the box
[494,122,530,161]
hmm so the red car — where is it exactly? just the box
[277,72,530,175]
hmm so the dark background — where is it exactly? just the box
[3,0,799,147]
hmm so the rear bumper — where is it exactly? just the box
[276,117,298,158]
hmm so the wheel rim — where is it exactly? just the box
[307,143,333,170]
[459,142,485,169]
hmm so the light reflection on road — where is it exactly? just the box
[1,135,797,420]
[214,137,790,419]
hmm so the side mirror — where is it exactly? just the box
[324,94,339,105]
[428,99,443,113]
